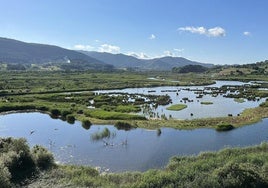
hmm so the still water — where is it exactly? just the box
[0,112,267,172]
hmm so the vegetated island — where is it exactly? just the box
[166,104,187,111]
[200,101,213,105]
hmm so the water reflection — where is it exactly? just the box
[0,112,268,172]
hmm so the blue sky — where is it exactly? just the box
[0,0,267,65]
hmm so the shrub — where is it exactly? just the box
[82,120,92,130]
[50,109,61,117]
[216,124,234,131]
[0,138,35,183]
[66,114,75,124]
[114,121,134,131]
[31,145,54,170]
[61,110,71,118]
[0,163,11,188]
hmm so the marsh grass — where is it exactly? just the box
[90,127,116,141]
[166,104,187,111]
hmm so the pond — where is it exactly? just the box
[95,80,265,119]
[0,112,268,172]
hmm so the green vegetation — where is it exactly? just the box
[85,109,146,120]
[166,104,187,111]
[201,101,213,105]
[216,124,235,131]
[114,121,135,130]
[20,140,268,188]
[81,119,92,130]
[172,64,208,73]
[234,98,245,103]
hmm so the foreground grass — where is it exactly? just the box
[27,142,268,188]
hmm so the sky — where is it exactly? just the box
[0,0,268,65]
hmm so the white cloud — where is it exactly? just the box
[174,48,184,52]
[243,31,251,36]
[207,27,226,37]
[98,44,120,54]
[178,26,206,35]
[178,26,226,37]
[73,44,95,51]
[163,50,173,56]
[149,34,156,40]
[127,52,150,59]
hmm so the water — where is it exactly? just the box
[1,112,268,172]
[94,80,265,119]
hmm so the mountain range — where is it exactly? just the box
[0,37,112,70]
[81,51,214,71]
[0,37,213,71]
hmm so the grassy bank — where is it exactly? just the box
[15,140,268,188]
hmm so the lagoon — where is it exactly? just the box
[0,112,268,172]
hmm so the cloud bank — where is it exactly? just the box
[178,26,226,37]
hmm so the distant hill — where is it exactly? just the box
[80,51,145,69]
[81,51,214,71]
[0,37,113,70]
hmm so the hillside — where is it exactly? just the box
[0,37,113,70]
[81,51,213,71]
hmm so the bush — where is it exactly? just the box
[114,121,134,131]
[31,145,54,170]
[50,109,61,117]
[66,114,75,124]
[82,120,92,130]
[0,138,35,183]
[61,110,71,118]
[216,124,234,131]
[214,162,268,187]
[0,163,11,188]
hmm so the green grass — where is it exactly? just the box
[166,104,187,111]
[200,101,213,105]
[84,109,146,120]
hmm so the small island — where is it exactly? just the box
[200,101,213,105]
[167,104,187,111]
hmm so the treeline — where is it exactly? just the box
[172,65,208,73]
